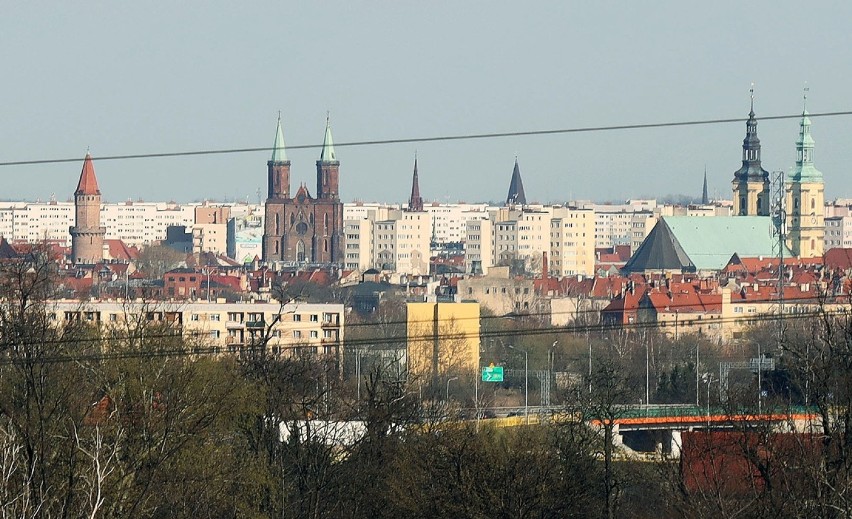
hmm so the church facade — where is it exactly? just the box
[262,118,344,264]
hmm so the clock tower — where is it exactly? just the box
[785,89,825,258]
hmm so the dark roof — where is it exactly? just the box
[506,159,527,205]
[623,219,693,272]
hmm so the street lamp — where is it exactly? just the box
[446,376,458,402]
[702,373,716,426]
[508,345,529,425]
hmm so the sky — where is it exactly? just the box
[2,1,852,206]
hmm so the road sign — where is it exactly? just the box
[482,366,504,382]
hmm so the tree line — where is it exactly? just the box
[2,249,852,517]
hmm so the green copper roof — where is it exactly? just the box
[271,117,288,162]
[790,108,823,183]
[625,216,790,272]
[319,117,337,162]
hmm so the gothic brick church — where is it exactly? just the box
[262,117,343,264]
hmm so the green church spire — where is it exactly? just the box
[270,113,288,163]
[791,86,822,183]
[320,113,337,162]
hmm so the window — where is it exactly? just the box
[310,330,318,338]
[293,314,301,322]
[210,330,220,339]
[191,313,200,321]
[310,314,318,322]
[210,314,220,321]
[293,330,302,339]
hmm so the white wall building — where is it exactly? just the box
[0,201,261,247]
[343,206,431,275]
[465,205,595,277]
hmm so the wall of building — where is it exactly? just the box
[50,300,344,359]
[406,302,480,381]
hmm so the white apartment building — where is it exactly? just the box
[0,201,261,247]
[465,205,595,277]
[550,208,596,277]
[344,202,491,246]
[50,300,344,360]
[373,211,431,275]
[344,218,373,271]
[824,216,852,250]
[422,203,490,244]
[343,206,431,275]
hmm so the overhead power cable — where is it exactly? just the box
[2,110,851,167]
[0,302,847,366]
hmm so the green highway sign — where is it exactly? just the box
[482,366,504,382]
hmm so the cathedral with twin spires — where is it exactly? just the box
[262,117,344,264]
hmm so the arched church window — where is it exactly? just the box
[324,213,329,231]
[275,213,280,235]
[811,199,816,210]
[290,214,295,225]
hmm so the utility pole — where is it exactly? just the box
[771,169,786,351]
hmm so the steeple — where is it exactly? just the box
[316,115,340,199]
[701,167,709,205]
[271,114,288,163]
[319,114,337,163]
[734,85,769,183]
[408,154,424,212]
[790,86,822,183]
[267,115,291,199]
[75,153,101,195]
[506,157,527,206]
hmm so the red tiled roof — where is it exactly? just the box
[75,153,101,195]
[825,248,852,271]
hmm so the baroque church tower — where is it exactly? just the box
[785,89,825,258]
[69,153,105,265]
[262,116,344,264]
[732,89,771,216]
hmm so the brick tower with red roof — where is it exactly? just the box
[69,153,106,264]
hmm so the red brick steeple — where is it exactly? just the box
[75,153,101,195]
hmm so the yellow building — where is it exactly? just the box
[406,302,480,380]
[785,99,825,258]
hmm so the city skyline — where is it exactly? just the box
[3,2,852,204]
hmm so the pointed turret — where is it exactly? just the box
[316,115,340,199]
[271,116,288,163]
[408,155,424,212]
[702,168,709,205]
[732,86,770,216]
[268,115,291,199]
[319,115,337,163]
[506,158,527,206]
[734,88,769,183]
[75,153,101,195]
[790,88,822,183]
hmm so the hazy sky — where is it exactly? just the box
[3,2,851,205]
